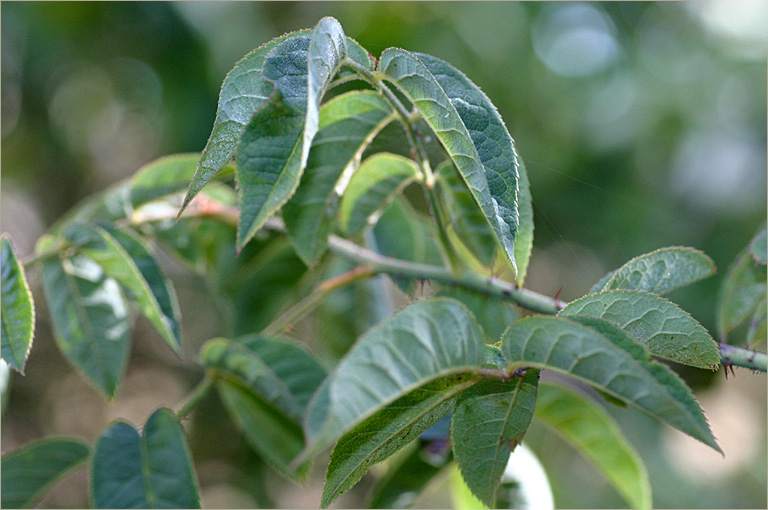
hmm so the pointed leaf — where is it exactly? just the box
[2,438,90,509]
[451,371,540,507]
[591,269,618,294]
[598,247,716,295]
[717,246,767,339]
[65,224,181,354]
[502,316,721,452]
[1,235,35,373]
[560,290,720,369]
[514,157,534,286]
[91,408,200,508]
[751,228,767,265]
[41,254,130,398]
[339,153,419,236]
[282,90,395,265]
[323,375,474,507]
[304,297,485,454]
[380,49,519,268]
[236,18,347,250]
[534,382,652,510]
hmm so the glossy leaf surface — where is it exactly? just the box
[560,290,720,369]
[502,316,720,452]
[534,382,651,510]
[91,408,200,508]
[717,247,767,339]
[2,438,89,509]
[451,371,540,507]
[1,235,34,373]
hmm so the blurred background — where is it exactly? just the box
[1,1,766,508]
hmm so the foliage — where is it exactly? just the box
[1,15,766,510]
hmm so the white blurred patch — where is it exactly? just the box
[502,444,555,510]
[690,0,768,60]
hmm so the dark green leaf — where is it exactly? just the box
[451,371,540,507]
[560,290,720,369]
[91,408,200,508]
[2,438,90,509]
[437,286,520,343]
[41,254,131,399]
[751,228,767,265]
[534,382,652,510]
[1,234,35,373]
[502,316,720,452]
[718,246,767,339]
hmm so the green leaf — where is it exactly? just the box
[1,234,35,373]
[718,246,767,339]
[322,375,474,507]
[49,183,133,236]
[451,371,540,507]
[236,18,347,250]
[751,228,767,265]
[746,298,766,348]
[450,462,487,510]
[282,90,394,265]
[91,408,200,508]
[502,316,721,452]
[339,153,420,236]
[514,157,534,287]
[590,269,618,294]
[437,286,520,343]
[380,49,519,269]
[1,438,90,509]
[304,297,485,455]
[41,254,131,399]
[534,382,652,510]
[598,247,716,295]
[560,290,720,369]
[64,224,181,354]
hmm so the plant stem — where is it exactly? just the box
[176,376,214,420]
[718,343,768,372]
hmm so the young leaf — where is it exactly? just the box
[1,234,35,373]
[91,408,200,509]
[338,153,419,236]
[751,228,767,265]
[304,298,485,456]
[236,18,347,250]
[534,382,652,510]
[451,371,540,507]
[1,438,90,509]
[514,157,534,287]
[323,375,474,507]
[64,224,182,354]
[598,247,716,295]
[282,90,395,265]
[717,246,767,339]
[560,290,720,369]
[41,254,131,399]
[501,316,721,453]
[379,49,519,270]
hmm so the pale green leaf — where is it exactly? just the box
[1,234,35,373]
[41,254,131,399]
[65,224,181,354]
[339,153,419,236]
[380,49,518,269]
[322,375,473,507]
[2,438,90,509]
[304,297,485,455]
[599,247,716,295]
[236,18,347,250]
[514,157,534,287]
[282,90,394,265]
[451,371,540,507]
[91,408,200,508]
[718,246,767,339]
[746,298,766,348]
[534,382,652,510]
[502,316,721,452]
[751,228,767,265]
[560,290,720,369]
[450,462,487,510]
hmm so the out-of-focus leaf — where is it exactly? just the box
[1,234,35,373]
[717,246,767,340]
[514,157,534,287]
[91,408,200,508]
[751,228,767,265]
[746,298,767,348]
[49,184,133,237]
[339,153,419,236]
[236,18,347,250]
[283,90,394,265]
[598,247,715,295]
[65,224,181,354]
[451,371,540,507]
[1,438,90,509]
[323,375,473,507]
[450,462,487,510]
[0,359,9,415]
[380,49,519,269]
[437,286,520,342]
[304,298,485,457]
[590,269,617,294]
[502,316,721,453]
[560,290,720,369]
[534,382,652,510]
[41,254,130,399]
